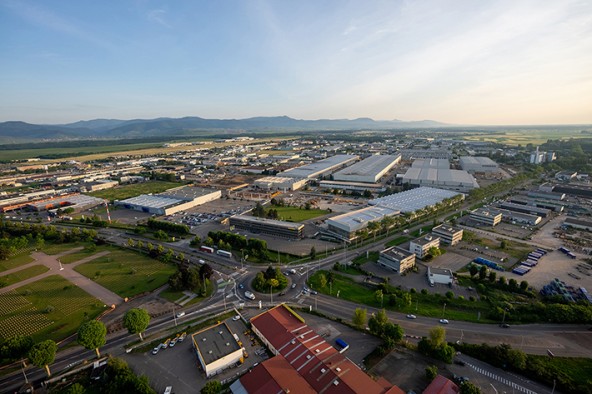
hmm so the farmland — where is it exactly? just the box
[74,247,176,298]
[0,275,106,342]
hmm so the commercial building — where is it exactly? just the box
[498,202,551,218]
[564,217,592,232]
[402,167,479,192]
[422,375,459,394]
[378,247,416,274]
[411,159,451,169]
[191,322,243,378]
[115,186,221,216]
[432,224,463,246]
[252,176,307,191]
[332,154,401,183]
[410,234,441,259]
[369,187,463,213]
[278,154,358,179]
[427,267,454,286]
[319,180,385,193]
[26,193,105,213]
[231,304,403,394]
[229,215,304,239]
[470,208,502,227]
[499,209,542,225]
[459,156,499,173]
[325,206,399,241]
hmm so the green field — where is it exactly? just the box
[0,275,107,341]
[43,243,86,256]
[0,252,34,272]
[0,265,49,288]
[273,206,330,222]
[158,280,215,306]
[461,127,591,146]
[89,181,182,201]
[74,248,176,298]
[59,245,107,264]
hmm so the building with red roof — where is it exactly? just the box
[230,304,404,394]
[422,375,459,394]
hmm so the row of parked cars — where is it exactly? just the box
[152,332,187,354]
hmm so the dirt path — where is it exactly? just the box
[0,250,124,307]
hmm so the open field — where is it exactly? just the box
[0,265,49,288]
[0,252,34,272]
[0,275,106,341]
[461,127,591,146]
[59,245,104,264]
[273,206,330,222]
[74,248,176,298]
[43,243,86,256]
[89,181,182,201]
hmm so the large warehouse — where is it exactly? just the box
[252,176,307,191]
[325,205,399,240]
[191,322,243,378]
[229,215,304,239]
[401,167,479,192]
[332,154,401,183]
[115,186,221,216]
[27,193,105,213]
[459,156,499,173]
[369,187,463,213]
[278,154,358,179]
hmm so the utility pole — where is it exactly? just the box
[173,306,178,327]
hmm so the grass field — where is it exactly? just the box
[158,280,215,306]
[0,252,34,272]
[0,275,106,342]
[0,265,49,288]
[74,247,176,298]
[43,243,86,255]
[59,245,107,264]
[89,181,182,201]
[461,128,591,146]
[273,206,330,222]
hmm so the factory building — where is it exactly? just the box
[401,159,479,193]
[410,234,441,259]
[498,209,542,225]
[229,215,304,239]
[564,217,592,232]
[332,154,401,183]
[252,176,307,191]
[432,224,463,246]
[459,156,499,173]
[319,180,385,193]
[325,206,399,241]
[278,154,358,179]
[378,247,416,274]
[26,194,105,213]
[470,208,502,227]
[191,322,243,378]
[369,187,463,213]
[498,202,551,218]
[411,159,451,169]
[115,186,221,216]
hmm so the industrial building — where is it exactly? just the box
[332,154,401,183]
[229,215,304,239]
[427,267,454,286]
[527,190,565,201]
[252,176,307,191]
[563,217,592,232]
[550,184,592,198]
[400,149,451,160]
[325,206,399,241]
[369,187,463,213]
[411,158,451,169]
[78,179,119,193]
[431,224,463,245]
[115,186,221,216]
[409,234,441,259]
[470,208,502,226]
[459,156,499,173]
[498,202,551,218]
[278,154,358,179]
[378,247,416,274]
[498,209,542,225]
[401,167,479,193]
[231,304,404,394]
[508,197,564,213]
[191,322,243,378]
[26,193,105,213]
[319,180,385,193]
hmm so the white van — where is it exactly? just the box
[176,311,185,318]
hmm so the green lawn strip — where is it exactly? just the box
[89,181,182,201]
[59,244,109,264]
[0,275,107,342]
[42,242,87,255]
[0,252,34,272]
[526,355,592,391]
[308,271,376,305]
[0,265,49,287]
[272,206,330,222]
[385,236,410,248]
[74,248,176,298]
[158,280,215,306]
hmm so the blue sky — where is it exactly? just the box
[1,0,591,125]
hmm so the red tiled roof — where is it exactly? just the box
[240,355,316,394]
[422,375,460,394]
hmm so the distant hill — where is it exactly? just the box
[0,115,448,143]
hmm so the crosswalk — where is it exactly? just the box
[465,362,538,394]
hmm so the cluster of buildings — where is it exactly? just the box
[399,159,479,193]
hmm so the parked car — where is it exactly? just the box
[152,346,160,355]
[291,283,297,289]
[406,314,417,319]
[439,319,449,324]
[232,315,241,321]
[454,359,466,366]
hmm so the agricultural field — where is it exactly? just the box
[273,206,330,222]
[0,252,34,272]
[461,127,590,146]
[89,181,182,201]
[74,247,176,298]
[0,265,49,287]
[0,275,106,342]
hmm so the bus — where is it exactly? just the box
[200,246,214,253]
[217,250,232,258]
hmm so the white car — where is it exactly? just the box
[152,346,160,355]
[232,315,241,321]
[406,314,417,319]
[439,319,449,324]
[244,291,256,300]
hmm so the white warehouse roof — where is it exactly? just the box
[278,154,358,179]
[326,205,399,233]
[369,187,462,213]
[332,154,401,183]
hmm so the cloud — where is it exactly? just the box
[147,8,171,28]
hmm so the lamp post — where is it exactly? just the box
[442,303,446,319]
[173,306,178,327]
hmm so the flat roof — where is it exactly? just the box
[499,202,550,215]
[411,158,450,169]
[471,207,502,217]
[159,186,220,201]
[432,224,462,236]
[369,187,462,213]
[333,154,400,178]
[28,194,105,209]
[411,234,440,246]
[459,156,498,166]
[230,215,304,230]
[278,154,358,178]
[403,167,479,187]
[254,176,303,184]
[428,267,454,276]
[191,322,241,365]
[382,246,414,260]
[326,206,399,232]
[117,194,183,209]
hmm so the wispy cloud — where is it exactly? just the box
[147,8,171,28]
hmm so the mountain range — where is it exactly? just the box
[0,116,447,144]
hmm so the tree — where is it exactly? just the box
[200,263,214,280]
[66,383,86,394]
[201,380,222,394]
[459,381,482,394]
[28,340,57,377]
[520,280,529,291]
[488,271,497,283]
[310,246,316,260]
[319,273,327,289]
[429,326,446,347]
[123,308,150,341]
[0,335,33,362]
[77,320,107,357]
[374,290,384,306]
[383,322,404,342]
[401,292,412,307]
[469,264,479,277]
[478,265,487,280]
[425,365,438,382]
[127,238,136,248]
[352,308,367,329]
[500,239,508,249]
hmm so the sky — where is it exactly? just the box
[1,0,591,125]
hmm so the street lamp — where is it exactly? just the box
[442,303,446,318]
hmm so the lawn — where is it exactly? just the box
[308,271,376,305]
[0,252,35,272]
[43,242,86,255]
[59,245,108,264]
[385,236,410,248]
[0,275,106,342]
[158,280,215,306]
[273,206,330,222]
[0,265,49,287]
[74,247,176,298]
[89,181,183,201]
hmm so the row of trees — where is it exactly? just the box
[169,264,213,295]
[206,231,267,259]
[146,218,190,235]
[417,326,456,364]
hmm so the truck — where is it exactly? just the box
[217,249,232,258]
[200,246,214,253]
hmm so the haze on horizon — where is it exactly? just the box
[1,0,591,126]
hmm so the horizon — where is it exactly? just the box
[1,1,591,125]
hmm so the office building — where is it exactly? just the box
[378,247,416,274]
[431,224,463,246]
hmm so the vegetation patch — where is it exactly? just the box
[0,252,35,273]
[0,265,49,288]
